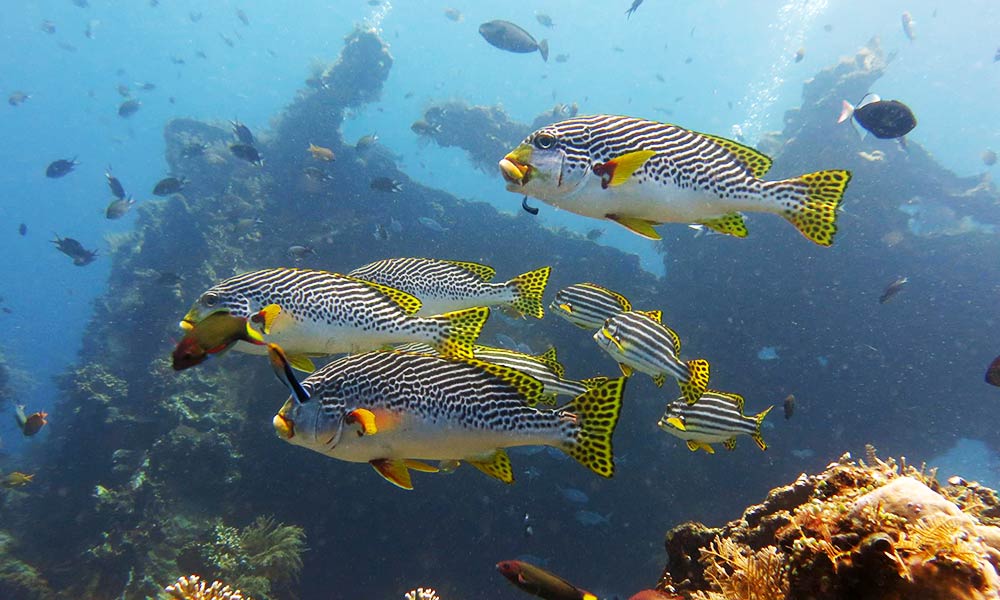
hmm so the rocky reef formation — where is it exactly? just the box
[657,448,1000,599]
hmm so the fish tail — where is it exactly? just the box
[751,405,774,451]
[678,359,710,404]
[538,39,549,62]
[559,377,626,478]
[769,170,851,246]
[427,306,489,360]
[507,266,551,319]
[837,100,854,123]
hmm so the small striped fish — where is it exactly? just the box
[347,257,551,319]
[550,282,631,330]
[593,310,709,404]
[499,115,852,246]
[393,342,606,406]
[657,390,773,453]
[182,268,488,368]
[270,348,626,489]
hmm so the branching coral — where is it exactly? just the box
[164,574,249,600]
[403,588,441,600]
[690,537,787,600]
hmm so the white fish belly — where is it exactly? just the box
[414,288,512,317]
[236,312,423,356]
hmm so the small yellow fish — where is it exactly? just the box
[308,143,335,161]
[2,472,34,488]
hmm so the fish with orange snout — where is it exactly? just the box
[15,404,48,436]
[172,309,276,370]
[497,560,597,600]
[307,143,336,162]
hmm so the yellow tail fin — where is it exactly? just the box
[751,405,774,451]
[678,359,710,404]
[778,169,852,246]
[430,306,489,360]
[508,266,551,319]
[560,377,626,478]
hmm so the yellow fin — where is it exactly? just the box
[460,355,547,407]
[697,212,748,238]
[752,405,773,451]
[678,359,710,404]
[780,169,852,247]
[287,354,316,373]
[559,377,626,478]
[369,459,414,490]
[429,306,489,360]
[509,266,551,319]
[579,376,609,390]
[637,309,662,324]
[687,440,715,454]
[663,324,682,356]
[699,132,774,178]
[617,362,633,377]
[404,459,440,473]
[244,322,265,345]
[534,346,565,378]
[341,274,423,315]
[652,374,666,388]
[580,283,632,313]
[346,408,378,436]
[441,259,496,282]
[597,149,657,187]
[713,390,745,413]
[723,438,738,451]
[665,416,685,431]
[607,215,661,240]
[255,304,281,334]
[468,449,514,484]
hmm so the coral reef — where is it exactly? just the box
[404,588,441,600]
[164,575,250,600]
[660,448,1000,599]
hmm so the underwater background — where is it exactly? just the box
[2,0,1000,598]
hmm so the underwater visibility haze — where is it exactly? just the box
[2,1,1000,599]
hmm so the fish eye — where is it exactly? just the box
[201,292,219,307]
[534,134,557,150]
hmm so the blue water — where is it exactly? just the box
[2,0,1000,598]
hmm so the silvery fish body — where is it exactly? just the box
[550,282,631,329]
[658,390,772,453]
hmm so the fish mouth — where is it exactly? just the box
[273,412,295,439]
[180,308,229,329]
[499,145,533,186]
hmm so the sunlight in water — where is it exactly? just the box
[739,0,828,144]
[365,0,392,32]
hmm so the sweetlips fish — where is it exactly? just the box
[268,345,626,490]
[500,114,852,246]
[594,310,709,404]
[182,268,489,371]
[347,257,551,318]
[657,389,773,453]
[550,282,631,330]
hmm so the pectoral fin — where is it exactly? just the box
[370,459,414,490]
[254,304,282,334]
[593,150,656,188]
[617,362,633,377]
[346,408,378,436]
[607,215,662,240]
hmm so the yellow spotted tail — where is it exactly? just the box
[771,170,851,246]
[429,306,489,360]
[751,405,774,451]
[678,359,710,404]
[559,377,626,478]
[508,266,551,319]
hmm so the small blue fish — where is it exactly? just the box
[757,346,779,361]
[418,216,448,232]
[558,485,589,504]
[575,510,611,526]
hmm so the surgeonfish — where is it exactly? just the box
[269,346,626,490]
[593,310,709,404]
[500,115,851,246]
[172,311,266,370]
[182,268,489,370]
[657,390,773,453]
[550,282,631,330]
[348,257,551,318]
[393,342,606,406]
[496,559,598,600]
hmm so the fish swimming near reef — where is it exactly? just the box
[231,120,255,145]
[550,282,632,330]
[500,115,851,246]
[105,196,136,219]
[46,157,79,178]
[497,559,598,600]
[594,310,709,404]
[371,176,403,193]
[152,176,187,196]
[1,472,34,488]
[347,258,551,318]
[479,20,549,62]
[657,390,772,453]
[117,99,141,117]
[838,94,917,141]
[105,167,126,199]
[269,346,625,489]
[230,143,262,165]
[307,143,335,161]
[172,311,266,370]
[52,234,97,266]
[182,268,490,369]
[15,404,48,436]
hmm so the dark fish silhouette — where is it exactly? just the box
[52,235,97,266]
[497,560,597,600]
[105,167,126,199]
[838,94,916,140]
[986,355,1000,387]
[230,144,262,165]
[879,276,908,304]
[8,91,30,106]
[231,119,254,145]
[783,394,795,420]
[46,158,78,178]
[18,223,27,236]
[478,20,548,61]
[105,196,135,219]
[370,177,402,193]
[625,0,644,19]
[118,99,141,117]
[152,176,187,196]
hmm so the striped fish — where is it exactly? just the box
[347,257,551,319]
[393,342,607,406]
[499,114,852,246]
[182,268,489,369]
[550,282,631,330]
[657,390,773,453]
[269,347,626,490]
[593,310,709,404]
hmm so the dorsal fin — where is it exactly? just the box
[698,132,773,178]
[441,259,496,282]
[340,274,423,315]
[637,309,662,324]
[711,389,746,413]
[533,346,565,378]
[582,283,632,312]
[457,355,547,406]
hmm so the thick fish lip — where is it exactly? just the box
[180,308,230,329]
[499,156,530,185]
[273,412,295,439]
